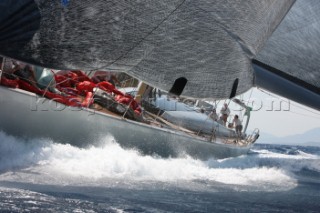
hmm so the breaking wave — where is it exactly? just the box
[0,131,319,191]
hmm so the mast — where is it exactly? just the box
[232,98,252,134]
[243,107,252,134]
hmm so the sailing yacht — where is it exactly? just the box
[0,63,257,159]
[0,0,319,159]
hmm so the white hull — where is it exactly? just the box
[0,86,252,159]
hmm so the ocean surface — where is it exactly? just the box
[0,131,319,212]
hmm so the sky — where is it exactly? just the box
[229,88,320,137]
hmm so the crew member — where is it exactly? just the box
[232,115,243,136]
[220,103,230,126]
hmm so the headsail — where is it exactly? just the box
[0,0,295,99]
[253,0,320,110]
[3,0,319,111]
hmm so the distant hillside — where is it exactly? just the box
[256,127,320,147]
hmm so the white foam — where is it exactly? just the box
[250,148,320,172]
[3,132,319,191]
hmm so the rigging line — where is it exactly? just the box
[257,88,320,116]
[247,88,253,105]
[239,94,244,120]
[85,0,187,73]
[289,103,320,116]
[287,110,320,120]
[257,88,320,117]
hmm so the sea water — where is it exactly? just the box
[0,131,319,212]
